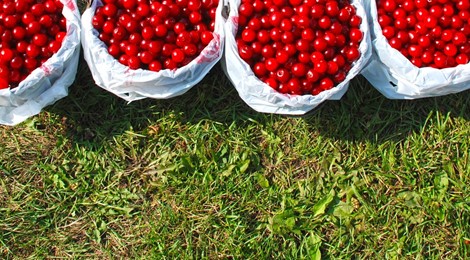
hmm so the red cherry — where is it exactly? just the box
[378,14,392,27]
[457,0,470,10]
[382,26,395,39]
[281,31,295,44]
[265,58,279,72]
[188,0,202,11]
[291,63,307,77]
[183,43,198,56]
[261,45,275,58]
[136,3,151,17]
[327,61,339,75]
[313,38,328,52]
[408,45,423,57]
[396,31,410,44]
[345,47,360,61]
[349,15,362,27]
[318,16,331,29]
[31,3,45,16]
[149,61,162,72]
[349,28,363,43]
[238,44,253,62]
[125,44,139,57]
[314,60,328,74]
[172,49,185,63]
[456,53,469,64]
[453,32,467,46]
[121,0,136,10]
[275,50,289,64]
[16,41,28,54]
[48,40,62,53]
[434,52,448,68]
[422,50,434,64]
[139,51,154,64]
[148,40,163,55]
[276,68,290,83]
[102,4,118,17]
[0,49,14,62]
[381,0,397,12]
[265,77,278,90]
[12,27,26,40]
[305,69,320,83]
[154,24,168,38]
[311,4,325,19]
[257,30,271,44]
[253,62,268,77]
[283,44,297,56]
[418,35,431,48]
[200,31,213,45]
[269,11,283,27]
[325,1,340,16]
[444,44,458,57]
[239,3,254,17]
[32,33,48,47]
[442,4,454,17]
[287,78,301,94]
[10,56,24,70]
[442,29,454,42]
[108,44,121,57]
[189,11,202,24]
[280,19,293,32]
[319,77,334,90]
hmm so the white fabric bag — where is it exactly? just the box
[81,0,225,102]
[362,0,470,99]
[0,0,81,126]
[222,0,372,115]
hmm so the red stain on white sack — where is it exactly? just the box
[63,0,76,11]
[231,16,239,28]
[40,63,53,76]
[195,33,221,64]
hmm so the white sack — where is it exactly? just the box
[0,0,81,126]
[81,0,225,102]
[362,0,470,99]
[222,0,372,115]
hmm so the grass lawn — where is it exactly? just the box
[1,57,469,258]
[1,2,470,257]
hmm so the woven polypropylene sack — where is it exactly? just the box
[0,0,81,126]
[361,0,470,99]
[81,0,225,102]
[222,0,372,115]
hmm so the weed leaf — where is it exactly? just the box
[306,232,322,260]
[333,201,354,219]
[239,159,250,173]
[313,190,335,217]
[256,174,270,188]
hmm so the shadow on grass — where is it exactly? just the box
[47,58,470,146]
[46,58,261,145]
[302,75,470,143]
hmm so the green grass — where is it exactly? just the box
[1,4,470,256]
[1,58,469,259]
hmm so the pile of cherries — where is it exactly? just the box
[378,0,470,68]
[236,0,363,96]
[0,0,67,89]
[92,0,218,71]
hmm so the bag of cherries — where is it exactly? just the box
[0,0,81,126]
[362,0,470,98]
[223,0,371,114]
[81,0,225,101]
